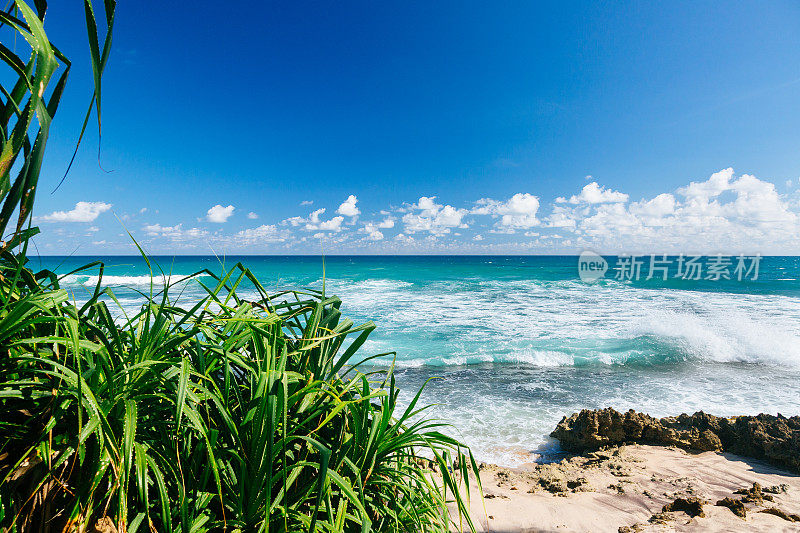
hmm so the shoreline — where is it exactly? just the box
[449,409,800,532]
[454,445,800,532]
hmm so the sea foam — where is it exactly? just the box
[328,278,800,369]
[61,273,206,287]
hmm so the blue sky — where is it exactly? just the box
[28,1,800,254]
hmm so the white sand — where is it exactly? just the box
[448,445,800,532]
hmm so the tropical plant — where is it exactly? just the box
[0,0,115,252]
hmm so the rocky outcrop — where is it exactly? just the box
[662,496,706,518]
[550,408,800,473]
[716,497,747,518]
[760,507,800,522]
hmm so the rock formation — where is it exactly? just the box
[551,408,800,473]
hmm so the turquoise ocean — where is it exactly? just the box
[38,255,800,466]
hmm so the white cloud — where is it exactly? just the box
[247,212,259,219]
[361,223,384,240]
[551,168,800,253]
[678,168,734,204]
[235,224,284,244]
[378,217,395,229]
[300,200,314,206]
[64,167,800,254]
[545,206,578,228]
[144,223,208,240]
[303,208,344,231]
[569,182,629,204]
[206,204,235,223]
[473,193,540,230]
[723,173,795,224]
[308,208,325,225]
[402,196,467,236]
[629,193,676,220]
[671,168,796,226]
[38,201,112,223]
[336,195,360,217]
[283,216,305,227]
[497,193,539,228]
[279,207,347,232]
[317,216,344,231]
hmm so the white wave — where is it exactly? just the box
[62,273,206,287]
[391,350,575,368]
[60,269,800,369]
[332,278,800,369]
[332,278,414,291]
[628,292,800,367]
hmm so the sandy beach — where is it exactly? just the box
[451,444,800,532]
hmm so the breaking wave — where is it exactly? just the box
[61,273,207,288]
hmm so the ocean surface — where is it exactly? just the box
[35,255,800,466]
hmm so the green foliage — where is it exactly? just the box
[0,255,480,532]
[0,0,114,251]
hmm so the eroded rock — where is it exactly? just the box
[662,496,705,518]
[551,408,800,473]
[716,497,747,518]
[734,482,773,504]
[759,507,800,522]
